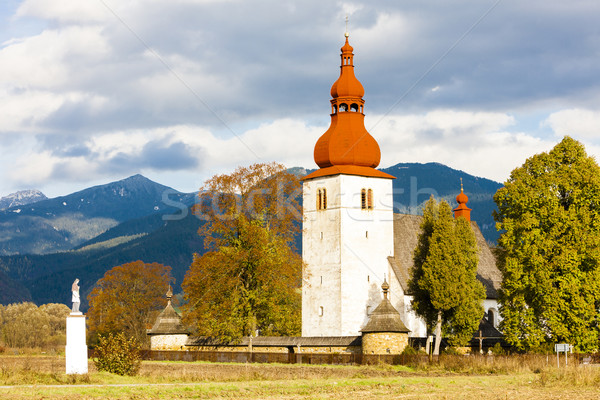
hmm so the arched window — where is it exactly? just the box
[317,189,322,210]
[488,309,495,327]
[339,103,348,112]
[350,103,359,112]
[361,189,367,210]
[317,188,327,210]
[332,104,337,114]
[361,189,373,210]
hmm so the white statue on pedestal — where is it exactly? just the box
[71,278,80,313]
[66,277,87,374]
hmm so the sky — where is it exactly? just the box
[1,0,600,198]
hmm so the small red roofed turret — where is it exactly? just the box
[453,178,472,221]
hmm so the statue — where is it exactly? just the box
[71,278,80,313]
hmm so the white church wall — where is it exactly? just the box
[302,174,394,337]
[400,297,501,338]
[302,175,342,336]
[401,295,428,337]
[386,266,405,312]
[483,299,501,328]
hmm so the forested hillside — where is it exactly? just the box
[0,163,503,306]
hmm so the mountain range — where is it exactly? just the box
[0,174,196,255]
[0,163,503,307]
[0,189,47,210]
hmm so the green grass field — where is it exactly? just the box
[1,355,599,399]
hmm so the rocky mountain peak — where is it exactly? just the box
[0,189,47,210]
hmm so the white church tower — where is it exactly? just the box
[302,33,396,337]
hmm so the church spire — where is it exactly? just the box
[304,34,394,181]
[453,178,472,221]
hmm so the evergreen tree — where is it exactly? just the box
[494,136,600,351]
[409,197,485,354]
[182,163,302,342]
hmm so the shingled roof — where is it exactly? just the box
[186,336,362,347]
[361,281,410,333]
[388,213,502,299]
[147,301,189,335]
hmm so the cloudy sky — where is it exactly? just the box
[1,0,600,198]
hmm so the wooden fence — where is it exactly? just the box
[139,350,600,367]
[141,350,431,365]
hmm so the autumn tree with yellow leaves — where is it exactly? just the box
[87,261,172,346]
[182,163,303,342]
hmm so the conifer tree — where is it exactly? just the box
[494,136,600,351]
[182,163,302,342]
[409,197,484,354]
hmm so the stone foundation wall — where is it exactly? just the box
[187,346,289,353]
[361,332,408,354]
[150,334,189,350]
[298,346,361,354]
[184,345,361,354]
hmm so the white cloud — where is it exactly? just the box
[5,119,321,189]
[3,0,600,197]
[16,0,110,24]
[6,108,600,197]
[369,110,551,182]
[543,108,600,140]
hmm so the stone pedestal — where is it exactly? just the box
[66,313,88,374]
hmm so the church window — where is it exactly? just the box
[320,232,323,239]
[319,306,324,317]
[339,103,348,112]
[365,231,368,238]
[350,103,359,112]
[366,306,371,316]
[361,189,366,209]
[488,309,495,327]
[317,189,321,210]
[361,189,374,210]
[333,104,337,114]
[317,188,327,210]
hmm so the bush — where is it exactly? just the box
[93,333,141,376]
[442,346,461,355]
[490,343,505,355]
[528,342,554,354]
[401,345,419,355]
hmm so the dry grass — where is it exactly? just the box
[1,355,600,399]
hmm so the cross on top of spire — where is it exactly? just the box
[345,15,349,37]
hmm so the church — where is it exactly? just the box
[149,33,503,355]
[300,32,502,342]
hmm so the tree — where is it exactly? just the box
[39,303,71,347]
[494,136,600,351]
[182,162,302,342]
[0,302,70,349]
[408,196,485,355]
[94,332,142,376]
[87,261,172,346]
